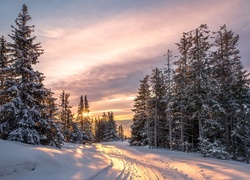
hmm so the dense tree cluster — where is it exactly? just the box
[93,112,120,142]
[130,24,250,163]
[0,4,121,147]
[57,91,120,143]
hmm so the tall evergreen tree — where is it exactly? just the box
[77,95,84,132]
[130,75,151,146]
[69,121,83,144]
[41,90,64,147]
[118,125,124,141]
[0,36,11,115]
[150,67,167,148]
[0,36,10,98]
[164,50,175,149]
[104,112,119,141]
[82,95,93,143]
[212,25,250,160]
[173,32,192,151]
[0,4,62,147]
[186,24,211,147]
[58,90,74,142]
[95,115,106,142]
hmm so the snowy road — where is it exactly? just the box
[93,143,194,180]
[1,140,250,180]
[101,146,166,180]
[93,142,250,180]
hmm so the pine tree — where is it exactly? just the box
[0,4,62,147]
[0,36,11,104]
[173,32,193,151]
[213,25,250,160]
[0,36,11,137]
[118,125,124,141]
[186,24,211,148]
[41,90,64,147]
[103,112,119,141]
[164,50,175,149]
[94,116,106,142]
[58,90,74,142]
[150,67,167,148]
[130,75,151,146]
[77,95,84,132]
[82,95,93,143]
[96,113,108,142]
[0,36,11,126]
[69,121,83,144]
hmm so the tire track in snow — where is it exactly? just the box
[93,144,185,180]
[91,145,126,180]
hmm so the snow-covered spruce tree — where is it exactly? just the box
[197,49,228,159]
[234,100,250,163]
[163,50,175,150]
[103,112,119,141]
[212,25,250,160]
[130,75,151,146]
[82,95,93,143]
[185,24,218,154]
[232,71,250,162]
[76,95,84,128]
[95,113,109,142]
[76,95,87,142]
[150,67,167,148]
[0,36,11,108]
[0,4,62,147]
[69,121,83,144]
[0,36,11,136]
[41,90,64,147]
[58,90,75,142]
[173,24,223,154]
[118,125,124,141]
[173,32,193,151]
[0,36,10,90]
[187,24,210,141]
[94,115,106,142]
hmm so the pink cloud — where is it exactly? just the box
[32,0,250,121]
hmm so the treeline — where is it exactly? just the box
[58,91,121,144]
[0,4,121,148]
[130,24,250,163]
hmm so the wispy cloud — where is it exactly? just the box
[33,0,250,120]
[36,0,248,80]
[48,58,164,119]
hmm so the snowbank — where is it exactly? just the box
[0,139,110,180]
[0,140,249,180]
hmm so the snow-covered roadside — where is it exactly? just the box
[100,142,250,180]
[0,139,110,180]
[1,139,250,180]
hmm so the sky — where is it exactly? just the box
[1,0,250,126]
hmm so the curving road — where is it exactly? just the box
[92,143,192,180]
[91,142,250,180]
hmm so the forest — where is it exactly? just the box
[0,4,124,148]
[130,24,250,163]
[0,4,250,164]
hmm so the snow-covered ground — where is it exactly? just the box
[0,139,249,180]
